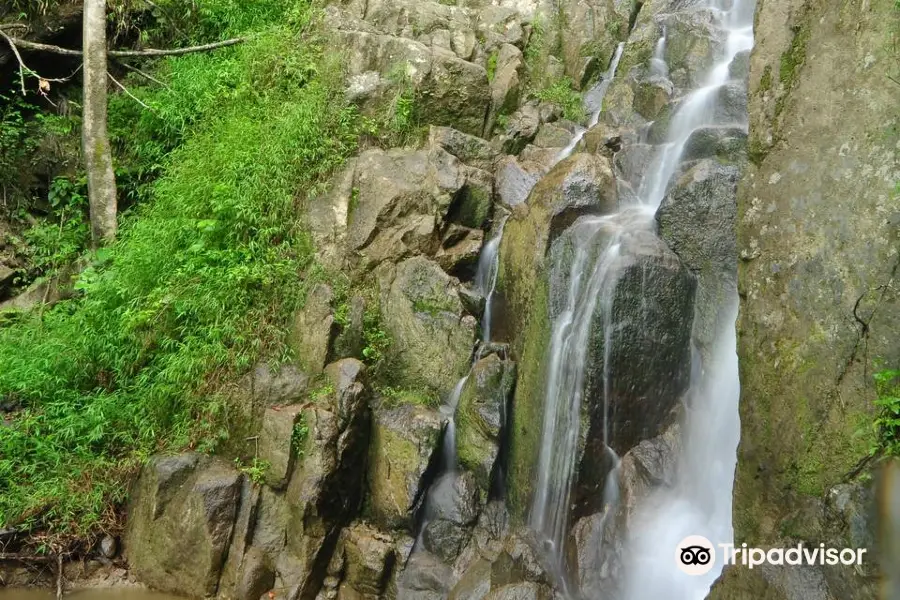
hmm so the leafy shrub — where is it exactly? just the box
[535,77,585,122]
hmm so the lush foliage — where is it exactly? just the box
[0,0,369,544]
[872,369,900,457]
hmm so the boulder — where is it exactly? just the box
[367,404,444,530]
[531,124,573,150]
[429,126,499,173]
[305,159,356,271]
[347,147,464,270]
[319,523,396,599]
[632,76,674,120]
[497,153,617,518]
[656,160,739,354]
[240,359,370,596]
[126,454,242,598]
[258,404,306,489]
[289,283,335,375]
[436,224,485,278]
[485,582,553,600]
[395,551,454,600]
[418,49,492,137]
[680,126,748,165]
[333,294,368,359]
[456,353,516,493]
[498,102,541,155]
[489,44,524,130]
[545,223,695,518]
[495,156,542,207]
[377,257,477,393]
[421,471,480,562]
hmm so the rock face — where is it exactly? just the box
[377,256,477,393]
[713,0,898,598]
[657,159,740,356]
[496,152,618,518]
[456,353,517,494]
[367,403,444,531]
[126,454,242,598]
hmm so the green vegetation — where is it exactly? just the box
[535,78,585,122]
[871,369,900,456]
[234,457,270,485]
[0,0,388,546]
[291,416,309,458]
[378,386,440,409]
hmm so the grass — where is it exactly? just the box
[0,0,374,548]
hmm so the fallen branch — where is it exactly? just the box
[108,72,156,113]
[2,36,244,58]
[0,30,29,94]
[116,60,170,88]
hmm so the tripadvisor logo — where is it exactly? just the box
[675,536,868,576]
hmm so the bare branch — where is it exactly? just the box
[0,23,29,31]
[116,60,170,89]
[0,30,28,94]
[108,72,157,114]
[2,36,244,58]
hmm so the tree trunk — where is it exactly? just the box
[82,0,117,246]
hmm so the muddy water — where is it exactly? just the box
[0,591,185,600]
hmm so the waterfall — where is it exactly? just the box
[414,220,508,546]
[527,0,754,596]
[650,26,668,77]
[558,42,626,162]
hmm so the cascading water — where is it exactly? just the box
[528,0,754,597]
[650,25,668,77]
[559,42,626,161]
[413,219,507,544]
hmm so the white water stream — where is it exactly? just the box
[528,0,755,597]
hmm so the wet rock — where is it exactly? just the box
[456,353,516,492]
[490,530,551,587]
[495,156,542,207]
[680,126,748,164]
[557,0,630,87]
[217,477,263,598]
[526,152,619,241]
[659,10,722,89]
[421,471,480,562]
[126,455,242,598]
[436,225,485,278]
[713,81,749,126]
[656,160,739,353]
[613,143,654,190]
[498,153,618,518]
[367,404,443,530]
[377,257,476,392]
[259,404,306,489]
[633,76,674,120]
[729,49,750,81]
[531,124,573,149]
[289,283,335,375]
[458,285,487,320]
[541,219,695,518]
